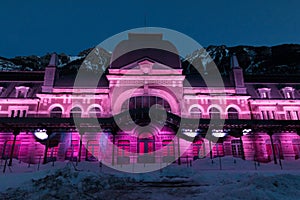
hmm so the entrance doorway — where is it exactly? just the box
[137,132,155,163]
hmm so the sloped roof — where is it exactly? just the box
[54,72,109,88]
[184,74,234,87]
[0,71,43,98]
[110,33,181,69]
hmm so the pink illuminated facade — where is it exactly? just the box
[0,33,300,167]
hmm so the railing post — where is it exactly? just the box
[268,130,277,165]
[8,129,20,166]
[240,136,245,160]
[112,132,116,166]
[177,136,181,165]
[78,130,84,163]
[209,140,213,159]
[43,129,52,164]
[43,139,49,164]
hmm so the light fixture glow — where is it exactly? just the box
[183,132,198,137]
[34,129,48,140]
[212,129,227,137]
[182,129,198,137]
[242,129,252,135]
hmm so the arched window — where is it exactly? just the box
[190,107,202,118]
[50,107,62,118]
[209,107,220,119]
[70,107,82,118]
[228,107,239,119]
[89,107,101,118]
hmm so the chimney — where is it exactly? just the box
[42,53,58,93]
[230,54,247,94]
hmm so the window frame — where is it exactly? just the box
[258,88,271,99]
[281,87,295,99]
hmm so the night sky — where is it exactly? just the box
[0,0,299,57]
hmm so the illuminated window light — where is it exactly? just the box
[34,129,48,140]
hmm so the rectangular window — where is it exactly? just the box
[10,109,27,117]
[22,110,27,117]
[139,142,145,154]
[258,88,271,99]
[292,139,300,159]
[213,143,224,157]
[147,142,154,155]
[117,140,130,157]
[231,140,243,157]
[286,110,299,120]
[193,140,205,159]
[46,141,59,162]
[261,110,275,120]
[86,140,99,161]
[3,140,21,159]
[267,111,275,119]
[162,140,175,157]
[266,143,284,160]
[261,111,267,119]
[11,110,15,118]
[117,140,130,165]
[16,110,21,118]
[293,111,299,120]
[286,111,292,120]
[65,140,79,161]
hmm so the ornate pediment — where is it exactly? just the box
[138,59,154,74]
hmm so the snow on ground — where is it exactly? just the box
[0,157,299,200]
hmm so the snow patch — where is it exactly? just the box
[0,158,299,199]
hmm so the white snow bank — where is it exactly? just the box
[0,157,299,199]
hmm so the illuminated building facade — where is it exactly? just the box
[0,33,300,167]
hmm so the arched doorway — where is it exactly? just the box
[137,132,155,163]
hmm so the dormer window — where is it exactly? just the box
[15,86,30,98]
[282,87,294,99]
[258,88,271,99]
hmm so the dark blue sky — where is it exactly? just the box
[1,0,299,57]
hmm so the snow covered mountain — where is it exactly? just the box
[184,44,300,75]
[0,47,111,74]
[1,44,300,75]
